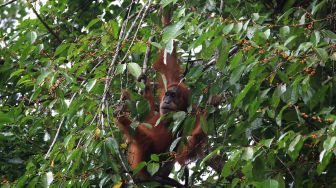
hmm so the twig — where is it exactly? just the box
[99,0,135,130]
[0,0,17,8]
[121,0,153,63]
[138,29,154,84]
[276,155,295,181]
[142,35,152,76]
[106,100,135,185]
[27,1,62,43]
[44,58,103,159]
[219,0,224,14]
[182,50,192,77]
[203,44,240,71]
[44,93,77,159]
[202,58,216,71]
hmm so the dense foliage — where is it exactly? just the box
[1,0,336,187]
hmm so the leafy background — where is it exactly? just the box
[1,0,336,187]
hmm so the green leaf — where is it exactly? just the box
[221,150,241,178]
[191,30,215,49]
[27,31,37,44]
[37,43,44,53]
[55,43,69,56]
[233,80,255,107]
[116,64,126,75]
[258,179,279,188]
[172,111,186,133]
[229,65,245,85]
[229,51,243,70]
[260,138,274,148]
[9,69,25,79]
[150,154,159,162]
[314,48,328,62]
[27,177,39,188]
[109,20,119,39]
[233,22,243,33]
[280,26,290,37]
[223,23,234,34]
[216,43,231,70]
[322,30,336,39]
[64,135,76,151]
[127,63,142,79]
[66,149,82,161]
[317,149,332,174]
[312,0,327,15]
[165,39,174,54]
[278,131,294,149]
[86,18,100,30]
[133,161,146,175]
[147,162,159,176]
[169,137,182,151]
[162,16,189,43]
[312,31,320,46]
[276,104,288,126]
[263,29,270,39]
[242,147,254,160]
[200,116,208,134]
[200,146,223,167]
[277,8,295,23]
[131,42,147,53]
[106,137,119,154]
[297,42,312,53]
[202,37,222,59]
[271,85,282,109]
[284,35,297,46]
[288,134,305,160]
[183,116,196,136]
[161,0,177,7]
[310,85,328,110]
[34,70,51,89]
[323,136,336,151]
[136,99,150,120]
[15,174,28,188]
[85,79,97,92]
[142,123,153,129]
[151,42,162,49]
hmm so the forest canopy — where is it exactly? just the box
[1,0,336,187]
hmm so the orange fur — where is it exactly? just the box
[113,13,207,180]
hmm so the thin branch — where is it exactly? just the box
[0,0,17,8]
[27,1,62,43]
[138,32,154,84]
[202,58,216,71]
[120,0,153,63]
[182,50,192,77]
[44,58,103,159]
[99,0,135,130]
[219,0,224,14]
[44,93,76,159]
[203,44,240,71]
[276,155,295,181]
[100,0,153,119]
[106,100,135,185]
[142,35,152,75]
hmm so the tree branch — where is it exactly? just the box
[138,31,154,84]
[120,0,153,63]
[0,0,17,8]
[27,1,62,43]
[99,0,135,125]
